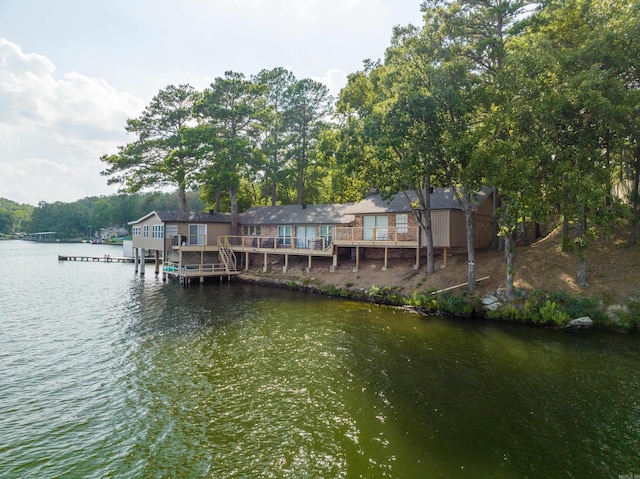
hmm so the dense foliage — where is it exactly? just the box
[0,198,33,235]
[25,192,203,240]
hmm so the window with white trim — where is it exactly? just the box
[277,225,291,246]
[243,225,261,236]
[152,224,164,239]
[143,225,149,238]
[189,224,206,245]
[132,226,141,237]
[396,214,408,234]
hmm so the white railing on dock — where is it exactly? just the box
[163,261,232,276]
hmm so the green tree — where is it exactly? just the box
[100,84,201,211]
[195,71,267,231]
[500,0,629,289]
[253,67,297,205]
[283,78,334,205]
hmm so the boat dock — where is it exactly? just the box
[57,254,152,263]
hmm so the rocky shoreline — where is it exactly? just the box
[235,272,616,332]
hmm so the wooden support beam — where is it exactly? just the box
[155,250,160,275]
[140,248,145,276]
[432,276,490,294]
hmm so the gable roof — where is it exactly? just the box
[128,210,232,225]
[345,187,492,214]
[240,203,355,225]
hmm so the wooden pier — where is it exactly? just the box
[57,254,147,263]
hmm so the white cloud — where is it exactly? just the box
[0,39,145,205]
[313,69,349,98]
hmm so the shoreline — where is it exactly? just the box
[234,268,639,334]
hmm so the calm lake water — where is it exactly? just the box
[1,240,639,478]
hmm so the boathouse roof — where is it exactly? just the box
[240,203,355,225]
[345,187,491,214]
[128,210,232,225]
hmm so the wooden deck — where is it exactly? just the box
[58,254,151,263]
[225,235,334,257]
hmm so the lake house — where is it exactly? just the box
[127,187,495,282]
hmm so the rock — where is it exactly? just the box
[605,304,628,324]
[481,294,502,311]
[562,316,593,331]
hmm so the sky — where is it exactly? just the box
[0,0,425,206]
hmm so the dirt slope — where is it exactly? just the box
[258,226,640,304]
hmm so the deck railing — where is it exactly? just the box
[225,234,333,251]
[333,226,419,246]
[163,261,230,276]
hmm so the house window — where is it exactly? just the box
[296,226,316,249]
[396,214,408,234]
[363,215,388,240]
[189,224,206,245]
[277,225,291,246]
[143,225,149,238]
[152,224,164,239]
[243,225,260,236]
[320,225,334,246]
[132,226,141,237]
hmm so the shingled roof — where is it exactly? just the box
[129,210,232,225]
[240,203,355,225]
[345,187,491,214]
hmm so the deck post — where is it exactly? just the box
[134,248,139,274]
[245,251,249,271]
[330,253,337,272]
[443,248,448,267]
[414,247,420,270]
[139,248,145,276]
[154,250,160,275]
[263,252,268,273]
[305,254,311,273]
[382,247,388,271]
[283,254,289,273]
[353,246,359,272]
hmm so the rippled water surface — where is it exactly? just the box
[1,240,639,478]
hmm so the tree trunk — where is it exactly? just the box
[631,143,640,245]
[491,187,500,250]
[421,179,434,274]
[504,232,516,301]
[461,191,476,291]
[214,189,221,214]
[271,178,278,206]
[178,187,187,211]
[229,185,239,235]
[296,166,305,205]
[576,211,588,288]
[561,215,570,251]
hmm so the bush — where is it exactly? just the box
[437,292,474,317]
[537,300,570,326]
[487,303,526,322]
[408,291,438,311]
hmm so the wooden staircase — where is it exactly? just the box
[218,237,237,273]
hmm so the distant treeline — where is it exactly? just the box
[0,191,203,239]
